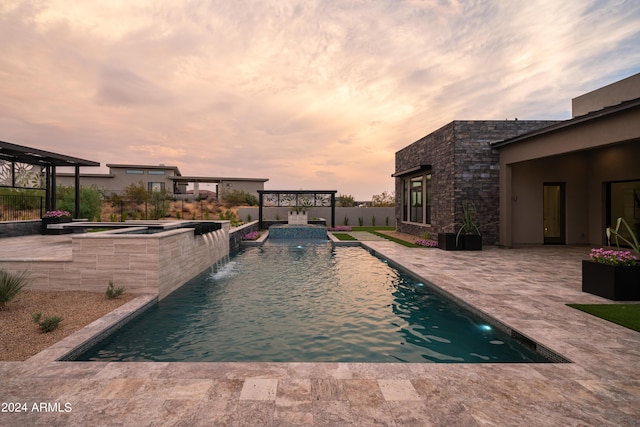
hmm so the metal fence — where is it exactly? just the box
[0,194,44,221]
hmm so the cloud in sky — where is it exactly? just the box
[1,0,639,199]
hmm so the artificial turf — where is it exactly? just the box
[566,304,640,332]
[331,233,357,241]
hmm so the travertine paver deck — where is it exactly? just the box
[1,239,639,426]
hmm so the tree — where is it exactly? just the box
[336,194,355,207]
[371,191,395,207]
[123,181,150,204]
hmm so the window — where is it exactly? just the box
[410,177,423,223]
[126,169,144,174]
[402,173,431,224]
[148,170,165,175]
[148,182,165,192]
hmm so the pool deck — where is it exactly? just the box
[1,236,639,426]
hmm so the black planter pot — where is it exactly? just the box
[437,233,463,251]
[582,260,640,301]
[41,217,72,235]
[462,234,482,251]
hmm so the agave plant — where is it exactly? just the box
[0,269,29,309]
[607,217,640,258]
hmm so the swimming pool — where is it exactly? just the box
[78,242,552,363]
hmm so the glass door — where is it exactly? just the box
[543,183,565,244]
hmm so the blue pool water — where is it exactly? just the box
[78,242,550,363]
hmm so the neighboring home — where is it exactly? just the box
[393,120,557,245]
[394,72,640,248]
[57,163,268,200]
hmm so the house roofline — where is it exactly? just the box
[491,97,640,148]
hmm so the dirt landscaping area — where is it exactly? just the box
[0,291,134,361]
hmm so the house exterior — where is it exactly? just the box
[393,120,557,244]
[57,164,269,199]
[493,73,640,247]
[394,72,640,248]
[57,164,186,195]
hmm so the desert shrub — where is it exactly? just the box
[371,216,376,226]
[0,269,29,309]
[55,185,103,220]
[32,312,63,333]
[220,210,241,226]
[221,189,258,206]
[343,216,349,226]
[105,281,125,299]
[358,217,364,226]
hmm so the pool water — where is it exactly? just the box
[78,242,550,363]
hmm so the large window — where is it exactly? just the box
[126,169,144,174]
[403,173,431,224]
[148,182,165,192]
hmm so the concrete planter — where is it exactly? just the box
[582,260,640,301]
[288,211,308,225]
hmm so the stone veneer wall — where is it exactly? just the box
[228,221,260,252]
[395,120,558,244]
[0,220,41,238]
[1,223,229,300]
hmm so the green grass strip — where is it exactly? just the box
[566,304,640,332]
[368,231,420,248]
[331,233,358,241]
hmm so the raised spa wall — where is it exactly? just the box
[2,222,229,300]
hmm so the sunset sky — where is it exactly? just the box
[1,1,639,199]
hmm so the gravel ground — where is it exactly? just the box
[0,291,135,361]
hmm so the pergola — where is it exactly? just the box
[257,190,337,229]
[0,140,100,218]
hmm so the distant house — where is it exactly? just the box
[57,163,268,200]
[394,72,640,247]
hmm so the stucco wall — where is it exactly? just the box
[238,207,396,228]
[572,73,640,117]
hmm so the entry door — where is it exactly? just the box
[543,183,565,244]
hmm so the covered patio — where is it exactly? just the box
[0,140,100,219]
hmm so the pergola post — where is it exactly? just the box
[74,164,80,219]
[258,191,264,229]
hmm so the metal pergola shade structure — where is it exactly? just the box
[0,140,100,218]
[257,190,337,229]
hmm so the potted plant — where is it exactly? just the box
[438,202,482,251]
[41,210,72,235]
[456,202,482,250]
[437,228,464,251]
[582,218,640,300]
